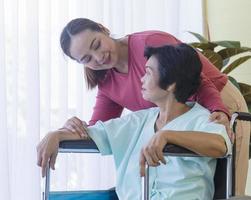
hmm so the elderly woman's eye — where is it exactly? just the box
[146,69,151,75]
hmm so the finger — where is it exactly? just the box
[143,148,159,166]
[42,163,49,179]
[213,119,220,124]
[67,121,88,138]
[72,116,83,125]
[148,147,160,164]
[82,121,88,126]
[36,144,42,166]
[209,112,219,121]
[68,116,81,124]
[71,122,86,137]
[156,149,166,165]
[37,153,42,167]
[64,118,79,132]
[214,117,227,124]
[211,117,226,124]
[41,156,49,178]
[41,150,52,175]
[71,117,85,129]
[139,150,146,177]
[82,122,90,139]
[66,124,82,137]
[49,152,58,170]
[72,118,87,132]
[64,124,76,132]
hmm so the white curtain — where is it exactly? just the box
[0,0,204,199]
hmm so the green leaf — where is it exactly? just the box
[202,50,223,70]
[188,31,208,43]
[190,42,217,51]
[248,104,251,115]
[223,55,251,74]
[214,41,241,48]
[228,76,240,90]
[218,47,251,60]
[223,58,230,67]
[238,82,251,105]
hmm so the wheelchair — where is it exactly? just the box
[43,112,251,200]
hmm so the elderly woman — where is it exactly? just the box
[37,44,231,200]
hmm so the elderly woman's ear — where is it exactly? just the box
[166,83,176,92]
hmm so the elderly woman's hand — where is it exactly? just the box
[61,117,89,138]
[139,131,167,177]
[36,131,60,177]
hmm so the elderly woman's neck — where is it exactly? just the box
[157,99,190,125]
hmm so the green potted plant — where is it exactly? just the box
[189,32,251,158]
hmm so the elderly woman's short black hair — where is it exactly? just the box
[144,43,202,103]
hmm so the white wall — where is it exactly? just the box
[206,0,251,195]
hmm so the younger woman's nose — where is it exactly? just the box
[94,52,104,64]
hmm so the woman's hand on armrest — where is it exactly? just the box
[36,129,82,177]
[140,131,168,177]
[61,117,89,138]
[210,111,233,141]
[139,129,228,176]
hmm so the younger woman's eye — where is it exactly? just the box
[94,41,101,50]
[82,55,92,64]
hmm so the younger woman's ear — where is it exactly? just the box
[98,23,110,35]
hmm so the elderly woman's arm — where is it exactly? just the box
[140,130,231,176]
[164,130,228,157]
[36,129,83,177]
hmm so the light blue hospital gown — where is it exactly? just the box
[88,103,232,200]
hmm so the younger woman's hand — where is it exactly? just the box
[62,117,88,138]
[210,111,232,140]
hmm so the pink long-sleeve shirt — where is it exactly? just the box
[89,31,229,125]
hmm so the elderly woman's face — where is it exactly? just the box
[69,29,118,70]
[141,56,168,103]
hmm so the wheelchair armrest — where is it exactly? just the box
[58,140,199,156]
[163,144,200,157]
[59,139,99,153]
[234,112,251,122]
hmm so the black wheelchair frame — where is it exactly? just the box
[44,112,251,200]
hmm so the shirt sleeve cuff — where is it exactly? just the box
[87,121,112,155]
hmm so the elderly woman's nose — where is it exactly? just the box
[141,75,145,83]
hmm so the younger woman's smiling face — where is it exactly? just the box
[69,29,119,70]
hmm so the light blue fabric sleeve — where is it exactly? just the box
[195,116,232,156]
[87,109,152,157]
[87,121,112,155]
